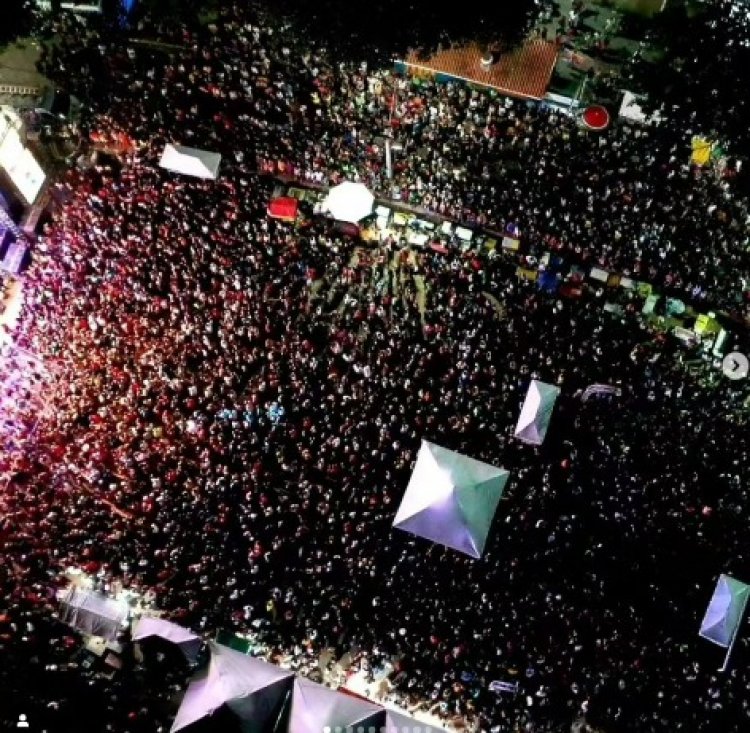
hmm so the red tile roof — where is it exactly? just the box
[403,40,558,100]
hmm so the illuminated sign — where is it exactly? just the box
[0,108,46,204]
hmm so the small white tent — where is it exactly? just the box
[171,642,294,732]
[159,143,222,180]
[392,440,510,558]
[132,617,202,664]
[322,181,374,223]
[514,379,560,446]
[59,586,129,642]
[618,91,662,126]
[289,677,384,733]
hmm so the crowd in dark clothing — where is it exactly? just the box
[0,3,749,733]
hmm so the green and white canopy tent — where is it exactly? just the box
[513,379,560,445]
[699,574,750,672]
[392,440,510,558]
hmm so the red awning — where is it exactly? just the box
[268,196,299,221]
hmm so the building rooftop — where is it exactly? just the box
[402,39,559,100]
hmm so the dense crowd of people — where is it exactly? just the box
[1,2,749,732]
[38,2,750,314]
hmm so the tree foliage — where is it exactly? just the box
[133,0,206,23]
[260,0,538,66]
[0,0,33,46]
[629,1,750,157]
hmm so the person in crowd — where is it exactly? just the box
[0,3,748,732]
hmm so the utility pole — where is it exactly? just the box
[385,135,393,180]
[571,74,588,111]
[385,79,398,180]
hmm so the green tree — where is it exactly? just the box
[629,1,750,157]
[261,0,538,66]
[135,0,211,23]
[0,0,33,46]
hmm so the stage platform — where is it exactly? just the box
[402,39,558,100]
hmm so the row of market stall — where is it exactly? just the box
[55,598,448,733]
[172,640,428,733]
[268,181,745,383]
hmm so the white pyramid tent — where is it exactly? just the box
[384,709,448,732]
[171,642,294,732]
[132,616,202,663]
[392,440,510,558]
[289,677,384,733]
[513,379,560,445]
[699,574,750,671]
[699,574,750,647]
[159,143,222,180]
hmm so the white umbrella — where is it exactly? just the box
[322,181,374,223]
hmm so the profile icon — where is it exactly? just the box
[17,714,30,729]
